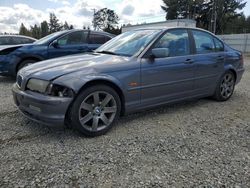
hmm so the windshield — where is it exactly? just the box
[95,29,161,57]
[34,31,67,45]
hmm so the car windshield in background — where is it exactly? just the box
[95,29,161,57]
[34,31,66,45]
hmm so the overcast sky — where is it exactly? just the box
[0,0,249,33]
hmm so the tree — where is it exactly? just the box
[246,16,250,33]
[63,21,70,30]
[41,21,49,37]
[69,25,74,29]
[161,0,247,34]
[19,23,30,36]
[215,0,246,34]
[92,8,119,31]
[48,13,63,33]
[30,24,41,39]
[161,0,180,19]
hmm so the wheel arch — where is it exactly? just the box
[80,79,125,116]
[224,65,237,81]
[16,56,44,73]
[65,78,126,124]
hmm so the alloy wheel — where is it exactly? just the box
[78,91,117,132]
[220,73,235,99]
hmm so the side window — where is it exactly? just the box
[12,37,21,44]
[20,37,35,44]
[192,30,215,54]
[153,29,190,57]
[57,31,87,46]
[214,37,224,52]
[12,37,32,44]
[0,37,10,45]
[89,34,106,44]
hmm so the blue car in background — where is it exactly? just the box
[0,29,114,77]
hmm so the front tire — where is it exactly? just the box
[17,59,37,72]
[70,85,121,137]
[213,71,236,101]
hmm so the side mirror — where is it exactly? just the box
[51,40,59,48]
[151,48,169,58]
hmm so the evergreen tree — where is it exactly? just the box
[19,23,30,36]
[30,24,41,39]
[161,0,180,19]
[63,21,70,30]
[246,16,250,33]
[161,0,247,34]
[41,21,49,37]
[48,13,63,33]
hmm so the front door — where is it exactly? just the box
[140,29,196,106]
[48,30,90,59]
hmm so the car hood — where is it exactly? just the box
[0,44,34,54]
[0,45,17,51]
[19,53,130,80]
[0,44,24,52]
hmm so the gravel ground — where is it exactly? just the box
[0,57,249,187]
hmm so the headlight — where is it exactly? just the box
[47,84,74,98]
[26,79,75,97]
[26,79,49,93]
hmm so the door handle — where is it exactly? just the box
[217,56,225,61]
[184,59,194,64]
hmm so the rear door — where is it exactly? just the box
[190,29,225,95]
[48,30,90,58]
[140,29,196,106]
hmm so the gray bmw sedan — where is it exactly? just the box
[12,27,245,136]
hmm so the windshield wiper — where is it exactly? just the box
[96,50,117,55]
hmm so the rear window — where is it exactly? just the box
[89,34,109,44]
[214,37,224,52]
[58,31,87,45]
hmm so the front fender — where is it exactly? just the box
[52,71,125,94]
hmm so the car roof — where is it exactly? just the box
[67,29,115,37]
[0,34,37,40]
[131,27,217,37]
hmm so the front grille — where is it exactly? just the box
[17,75,23,88]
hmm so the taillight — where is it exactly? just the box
[240,54,244,67]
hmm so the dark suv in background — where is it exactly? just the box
[0,29,114,77]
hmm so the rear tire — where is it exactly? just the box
[69,85,121,137]
[213,71,235,101]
